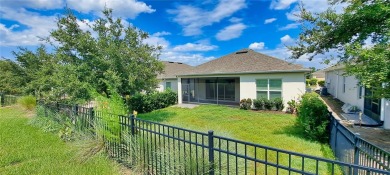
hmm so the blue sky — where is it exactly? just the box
[0,0,342,69]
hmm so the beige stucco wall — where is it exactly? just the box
[239,72,306,110]
[325,70,364,111]
[157,79,178,92]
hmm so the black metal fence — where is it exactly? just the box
[0,93,18,107]
[330,114,390,175]
[38,102,389,175]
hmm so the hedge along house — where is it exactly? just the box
[324,65,390,129]
[157,61,194,92]
[175,49,310,108]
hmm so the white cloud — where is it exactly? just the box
[264,18,277,24]
[229,17,242,23]
[278,23,299,31]
[160,51,215,66]
[172,43,218,52]
[215,23,247,41]
[152,31,171,37]
[0,7,57,46]
[249,42,265,50]
[168,0,247,36]
[270,0,298,10]
[67,0,155,19]
[143,32,170,49]
[285,0,347,21]
[280,35,294,44]
[0,0,64,9]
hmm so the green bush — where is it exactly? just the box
[239,98,252,110]
[263,99,274,110]
[287,99,298,114]
[253,98,266,110]
[308,78,318,86]
[128,90,177,113]
[18,95,36,110]
[297,92,329,143]
[273,98,284,111]
[318,80,325,87]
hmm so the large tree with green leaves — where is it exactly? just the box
[0,58,26,94]
[13,8,164,102]
[288,0,390,99]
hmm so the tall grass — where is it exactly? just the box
[17,95,36,110]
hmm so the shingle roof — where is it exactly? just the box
[179,49,310,76]
[157,61,193,79]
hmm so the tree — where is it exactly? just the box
[13,8,164,102]
[0,58,26,94]
[288,0,390,99]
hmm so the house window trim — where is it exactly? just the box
[256,79,283,100]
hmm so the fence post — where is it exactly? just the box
[74,104,79,116]
[56,101,60,112]
[130,114,135,135]
[0,93,4,107]
[208,130,215,175]
[353,136,360,175]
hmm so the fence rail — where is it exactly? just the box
[0,93,18,107]
[330,115,390,175]
[38,102,389,175]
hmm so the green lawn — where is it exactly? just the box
[0,106,121,175]
[139,105,338,174]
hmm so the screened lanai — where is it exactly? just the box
[181,77,240,106]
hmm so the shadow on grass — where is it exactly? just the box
[137,110,176,122]
[272,124,311,141]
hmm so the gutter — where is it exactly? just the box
[176,69,311,77]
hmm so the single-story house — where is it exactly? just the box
[323,65,390,129]
[158,49,310,109]
[157,61,193,92]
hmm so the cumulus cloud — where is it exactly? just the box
[215,23,247,41]
[278,23,299,31]
[168,0,247,36]
[280,35,294,45]
[264,18,277,24]
[160,51,216,66]
[249,42,265,50]
[172,43,218,52]
[0,7,57,46]
[269,0,298,10]
[67,0,155,19]
[284,0,347,21]
[229,17,242,23]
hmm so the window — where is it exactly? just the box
[343,76,346,93]
[166,82,171,89]
[256,79,282,100]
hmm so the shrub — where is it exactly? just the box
[253,98,266,110]
[309,78,318,86]
[263,99,274,110]
[18,95,36,110]
[318,80,325,87]
[273,98,284,111]
[239,98,252,110]
[128,90,177,113]
[297,92,329,143]
[287,99,298,114]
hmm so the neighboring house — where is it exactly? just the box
[312,69,325,81]
[157,61,193,92]
[324,65,390,129]
[172,49,310,108]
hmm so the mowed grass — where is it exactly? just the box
[0,106,120,175]
[139,105,338,174]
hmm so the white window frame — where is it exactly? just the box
[256,79,283,100]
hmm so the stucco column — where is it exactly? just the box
[381,99,390,129]
[177,77,182,104]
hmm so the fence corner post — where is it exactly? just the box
[130,114,135,135]
[0,93,4,107]
[208,130,215,175]
[74,104,79,116]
